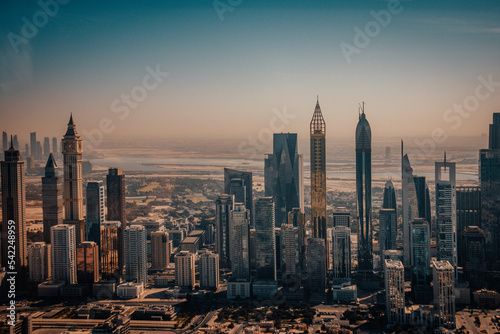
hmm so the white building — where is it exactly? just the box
[125,225,147,284]
[51,224,77,284]
[175,251,195,288]
[199,250,219,289]
[432,260,455,329]
[384,259,405,325]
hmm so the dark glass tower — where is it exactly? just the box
[489,112,500,149]
[86,181,105,248]
[107,168,126,275]
[456,186,481,267]
[382,179,396,212]
[215,194,234,269]
[310,98,327,240]
[254,197,276,281]
[355,104,372,273]
[414,176,431,225]
[42,153,63,244]
[264,133,304,226]
[224,168,253,225]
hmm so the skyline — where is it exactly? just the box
[1,1,500,143]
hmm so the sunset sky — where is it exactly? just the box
[1,0,500,145]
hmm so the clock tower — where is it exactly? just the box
[62,114,85,245]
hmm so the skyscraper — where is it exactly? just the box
[100,221,121,280]
[382,179,397,212]
[51,224,77,284]
[254,197,277,281]
[124,225,147,284]
[151,231,170,270]
[2,131,7,151]
[280,224,299,277]
[435,158,457,273]
[86,181,105,247]
[224,168,253,224]
[215,194,234,269]
[463,226,486,291]
[30,131,37,158]
[107,168,126,274]
[379,208,397,254]
[264,133,304,226]
[306,238,326,294]
[414,176,432,225]
[310,98,327,240]
[52,137,58,155]
[42,154,63,244]
[456,186,481,267]
[432,260,456,329]
[229,204,250,280]
[1,139,27,270]
[28,242,51,282]
[43,137,50,158]
[288,208,306,270]
[332,226,351,280]
[355,104,372,273]
[62,114,85,245]
[488,112,500,149]
[410,218,431,303]
[77,241,100,284]
[384,259,405,325]
[175,251,195,288]
[199,250,219,289]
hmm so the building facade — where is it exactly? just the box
[51,224,77,284]
[124,225,147,285]
[42,154,63,244]
[86,181,105,247]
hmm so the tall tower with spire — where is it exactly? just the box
[310,97,327,240]
[42,153,63,244]
[1,137,27,270]
[355,103,373,273]
[62,114,85,245]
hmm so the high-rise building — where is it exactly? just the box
[12,135,19,150]
[229,204,250,280]
[379,208,397,254]
[215,194,234,269]
[2,131,7,151]
[288,208,306,270]
[410,218,431,303]
[42,154,63,244]
[463,226,486,291]
[30,131,37,158]
[107,168,126,274]
[432,260,456,329]
[62,114,85,245]
[280,224,299,277]
[199,250,219,289]
[224,168,253,225]
[264,133,304,226]
[43,137,50,158]
[52,137,58,155]
[414,176,431,225]
[332,226,351,280]
[489,112,500,149]
[310,98,327,240]
[28,242,51,282]
[479,116,500,270]
[100,221,121,280]
[382,179,397,212]
[355,104,372,273]
[332,211,351,228]
[175,251,195,288]
[77,241,100,284]
[402,152,420,266]
[124,225,147,284]
[255,197,277,281]
[435,159,457,273]
[456,186,481,267]
[384,259,405,325]
[1,139,27,270]
[51,224,77,284]
[151,231,170,270]
[86,181,105,248]
[307,238,326,294]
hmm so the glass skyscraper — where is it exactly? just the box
[224,168,253,226]
[254,197,276,281]
[215,194,234,269]
[86,181,105,248]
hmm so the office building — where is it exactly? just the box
[280,224,299,277]
[86,181,105,247]
[77,241,100,284]
[355,104,373,273]
[410,218,431,303]
[463,226,486,291]
[382,179,397,212]
[224,168,253,225]
[62,114,85,245]
[385,259,405,325]
[2,131,7,151]
[414,176,432,225]
[432,260,456,329]
[101,221,121,280]
[107,168,126,274]
[229,203,250,280]
[124,225,147,284]
[42,154,63,244]
[1,139,27,270]
[175,251,195,288]
[215,194,234,269]
[264,133,304,226]
[43,137,50,158]
[332,226,351,280]
[379,208,397,254]
[51,224,77,284]
[254,197,277,281]
[307,238,326,294]
[151,231,170,270]
[30,131,37,158]
[52,137,58,155]
[489,112,500,149]
[199,250,219,289]
[288,208,306,270]
[310,98,327,240]
[28,242,51,282]
[456,186,481,267]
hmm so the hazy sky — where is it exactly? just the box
[1,0,500,146]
